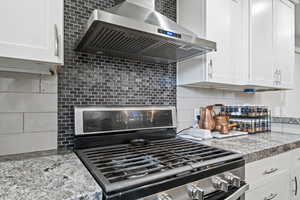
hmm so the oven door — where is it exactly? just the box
[225,183,249,200]
[143,182,249,200]
[205,183,249,200]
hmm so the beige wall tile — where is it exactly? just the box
[0,93,57,113]
[40,75,57,94]
[0,132,57,156]
[0,113,23,134]
[0,71,58,156]
[0,72,40,93]
[24,113,57,133]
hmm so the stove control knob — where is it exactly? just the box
[212,177,229,192]
[224,173,241,188]
[156,193,173,200]
[187,184,204,200]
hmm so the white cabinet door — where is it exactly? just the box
[206,0,231,83]
[177,0,205,38]
[290,149,300,200]
[230,0,248,84]
[249,0,275,87]
[0,0,63,65]
[291,165,300,200]
[177,0,206,85]
[177,0,246,86]
[206,0,244,84]
[274,0,295,89]
[245,170,290,200]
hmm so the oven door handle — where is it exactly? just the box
[224,183,250,200]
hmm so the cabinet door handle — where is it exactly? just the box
[295,176,298,196]
[208,59,213,79]
[54,24,60,57]
[274,70,278,85]
[279,70,282,85]
[263,168,278,175]
[264,193,278,200]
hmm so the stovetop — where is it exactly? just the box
[76,138,243,197]
[74,106,245,200]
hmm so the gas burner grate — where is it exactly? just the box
[76,138,237,186]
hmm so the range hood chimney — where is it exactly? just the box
[75,0,217,64]
[126,0,155,9]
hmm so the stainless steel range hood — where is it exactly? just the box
[75,0,216,64]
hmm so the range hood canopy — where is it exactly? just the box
[75,0,217,64]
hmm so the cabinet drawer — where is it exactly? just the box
[290,148,300,165]
[245,170,290,200]
[246,152,290,189]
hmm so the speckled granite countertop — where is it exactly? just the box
[0,150,102,200]
[201,131,300,163]
[2,132,300,200]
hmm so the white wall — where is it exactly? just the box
[177,87,255,131]
[0,72,57,155]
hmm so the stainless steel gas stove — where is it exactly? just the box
[74,106,249,200]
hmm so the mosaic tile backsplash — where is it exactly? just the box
[58,0,177,149]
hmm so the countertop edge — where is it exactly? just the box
[244,139,300,163]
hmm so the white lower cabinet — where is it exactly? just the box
[290,166,300,200]
[245,149,300,200]
[290,149,300,200]
[245,170,290,200]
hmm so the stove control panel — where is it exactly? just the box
[187,184,204,200]
[224,172,241,188]
[156,193,173,200]
[212,176,229,192]
[142,167,246,200]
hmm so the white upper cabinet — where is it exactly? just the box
[177,0,296,91]
[274,0,295,89]
[206,0,232,84]
[177,0,247,88]
[206,0,247,85]
[249,0,295,89]
[249,0,275,87]
[0,0,64,74]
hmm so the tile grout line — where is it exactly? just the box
[22,112,25,134]
[39,74,42,94]
[0,91,57,94]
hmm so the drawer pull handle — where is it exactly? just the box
[295,176,298,196]
[264,193,278,200]
[263,168,278,175]
[54,24,60,57]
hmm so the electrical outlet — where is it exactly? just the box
[194,108,200,121]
